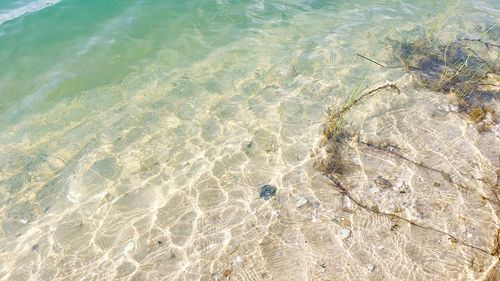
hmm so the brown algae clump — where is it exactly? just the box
[467,106,487,122]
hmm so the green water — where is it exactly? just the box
[3,0,494,125]
[0,0,499,280]
[0,0,335,118]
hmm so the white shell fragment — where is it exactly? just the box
[338,228,351,239]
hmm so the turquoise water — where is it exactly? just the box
[0,1,499,280]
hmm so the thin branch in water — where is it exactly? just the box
[466,47,494,69]
[332,83,401,119]
[459,38,500,49]
[326,173,494,256]
[356,53,386,67]
[359,140,500,206]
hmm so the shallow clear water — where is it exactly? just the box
[0,1,499,280]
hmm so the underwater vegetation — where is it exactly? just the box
[318,27,499,175]
[314,28,500,273]
[391,31,499,131]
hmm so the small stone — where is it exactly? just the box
[338,228,351,239]
[394,181,409,193]
[340,218,351,227]
[484,112,493,124]
[449,104,459,112]
[367,264,375,272]
[235,256,243,263]
[395,180,403,188]
[31,244,39,251]
[20,219,28,224]
[386,145,399,153]
[311,208,319,222]
[223,269,231,277]
[467,233,473,238]
[296,197,308,208]
[437,104,450,112]
[390,224,399,231]
[341,196,353,212]
[259,184,277,200]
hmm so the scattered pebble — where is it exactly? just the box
[296,197,308,208]
[311,208,319,223]
[494,124,500,138]
[390,224,400,231]
[341,196,353,212]
[367,264,375,272]
[386,145,399,153]
[394,181,408,193]
[340,218,351,227]
[259,184,277,200]
[223,269,231,277]
[437,104,450,112]
[449,104,459,112]
[338,228,351,239]
[31,244,38,251]
[484,112,493,124]
[235,256,243,263]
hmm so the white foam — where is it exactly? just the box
[0,0,63,26]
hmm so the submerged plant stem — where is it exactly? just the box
[333,83,401,119]
[359,140,500,206]
[326,173,495,256]
[459,38,500,49]
[356,53,386,67]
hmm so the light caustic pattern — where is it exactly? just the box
[0,0,499,280]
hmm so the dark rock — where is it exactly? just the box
[259,184,277,200]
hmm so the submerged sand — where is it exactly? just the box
[0,2,499,280]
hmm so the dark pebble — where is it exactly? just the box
[260,184,277,200]
[31,244,38,251]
